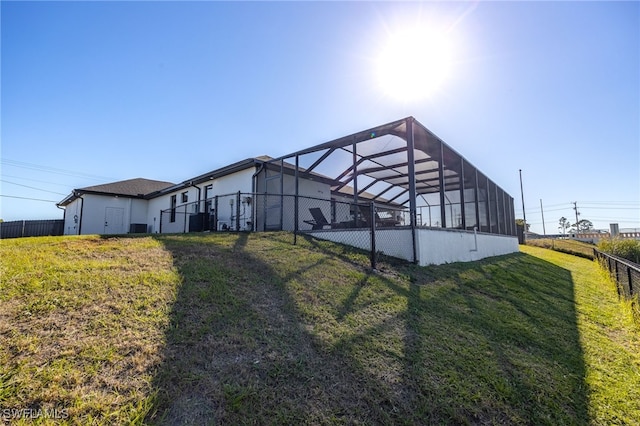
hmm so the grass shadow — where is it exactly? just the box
[145,232,589,424]
[393,253,589,423]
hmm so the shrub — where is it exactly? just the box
[598,238,640,264]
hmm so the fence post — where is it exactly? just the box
[183,205,188,233]
[214,196,219,232]
[614,260,622,298]
[22,220,26,238]
[294,155,299,245]
[293,194,298,245]
[236,191,241,231]
[263,191,267,231]
[370,202,376,270]
[628,265,634,296]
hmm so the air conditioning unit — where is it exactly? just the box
[129,223,147,234]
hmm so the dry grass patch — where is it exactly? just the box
[0,236,180,424]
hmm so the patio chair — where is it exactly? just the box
[303,207,331,230]
[358,205,399,227]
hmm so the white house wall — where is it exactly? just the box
[67,194,134,235]
[130,199,149,226]
[148,168,258,233]
[208,168,257,231]
[210,168,255,196]
[146,196,167,234]
[62,198,82,235]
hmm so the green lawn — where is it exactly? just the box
[526,237,596,259]
[0,233,638,424]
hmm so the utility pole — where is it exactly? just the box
[572,201,580,235]
[540,199,546,235]
[519,169,527,235]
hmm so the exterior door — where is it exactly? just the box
[104,207,125,234]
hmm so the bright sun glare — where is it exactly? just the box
[376,27,454,102]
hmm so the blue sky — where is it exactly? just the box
[2,1,638,234]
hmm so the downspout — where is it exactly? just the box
[187,181,202,232]
[56,204,66,221]
[252,162,265,181]
[189,182,201,213]
[55,203,66,235]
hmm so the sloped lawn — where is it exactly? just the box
[0,234,638,424]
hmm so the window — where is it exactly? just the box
[170,195,177,223]
[181,191,188,203]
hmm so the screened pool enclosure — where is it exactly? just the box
[262,116,516,237]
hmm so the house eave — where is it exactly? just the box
[58,189,147,207]
[146,157,270,199]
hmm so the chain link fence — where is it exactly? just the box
[594,249,640,300]
[160,192,255,234]
[294,194,414,268]
[159,192,415,267]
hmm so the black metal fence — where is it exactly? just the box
[159,192,415,268]
[0,220,64,239]
[594,249,640,300]
[158,190,522,268]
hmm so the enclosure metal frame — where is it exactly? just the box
[264,116,516,239]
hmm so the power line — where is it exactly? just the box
[1,174,73,188]
[578,201,640,205]
[0,179,67,196]
[1,159,114,182]
[578,207,640,210]
[526,206,640,216]
[0,195,59,203]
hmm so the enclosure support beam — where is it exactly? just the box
[406,117,418,264]
[306,148,335,173]
[438,141,446,228]
[280,159,284,230]
[352,137,358,204]
[486,176,492,233]
[294,155,299,244]
[460,158,466,230]
[475,168,481,232]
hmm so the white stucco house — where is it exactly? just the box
[57,155,332,236]
[57,178,175,235]
[58,117,520,265]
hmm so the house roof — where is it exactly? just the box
[145,156,273,198]
[147,155,337,199]
[58,178,175,206]
[79,178,175,196]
